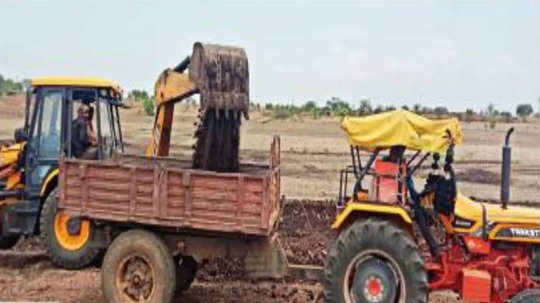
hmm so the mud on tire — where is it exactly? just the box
[40,188,99,269]
[102,229,176,303]
[509,289,540,303]
[323,218,428,303]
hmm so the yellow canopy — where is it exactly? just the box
[31,77,122,95]
[341,110,463,153]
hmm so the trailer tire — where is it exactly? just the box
[176,255,198,292]
[102,229,176,303]
[509,289,540,303]
[323,218,428,303]
[40,188,99,269]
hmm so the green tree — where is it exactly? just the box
[413,103,422,113]
[516,104,534,119]
[302,100,317,112]
[0,74,24,96]
[325,97,351,117]
[142,97,155,116]
[486,103,496,117]
[373,105,384,114]
[465,109,475,122]
[358,99,372,116]
[434,106,449,116]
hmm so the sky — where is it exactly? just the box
[0,0,538,112]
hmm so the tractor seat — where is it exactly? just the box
[454,194,540,225]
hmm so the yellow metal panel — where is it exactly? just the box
[31,77,122,94]
[455,194,540,226]
[0,143,24,169]
[332,201,412,229]
[40,168,59,197]
[488,223,540,243]
[145,103,174,157]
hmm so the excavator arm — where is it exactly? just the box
[144,42,249,173]
[145,57,197,157]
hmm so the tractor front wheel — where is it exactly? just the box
[509,289,540,303]
[40,188,99,269]
[323,218,428,303]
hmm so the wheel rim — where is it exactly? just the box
[53,211,90,251]
[116,254,156,303]
[344,249,406,303]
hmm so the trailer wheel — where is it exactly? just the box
[176,255,198,292]
[102,229,176,303]
[509,289,540,303]
[40,188,99,269]
[323,218,428,303]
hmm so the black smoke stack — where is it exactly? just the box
[501,127,514,209]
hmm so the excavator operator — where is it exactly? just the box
[71,103,97,159]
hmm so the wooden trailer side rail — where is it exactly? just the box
[59,136,281,237]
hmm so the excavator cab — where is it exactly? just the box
[0,77,124,269]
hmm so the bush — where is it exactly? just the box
[142,98,155,116]
[516,104,534,119]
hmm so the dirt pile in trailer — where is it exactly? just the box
[0,200,467,302]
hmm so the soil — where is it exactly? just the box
[0,200,463,303]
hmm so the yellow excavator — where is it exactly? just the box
[145,42,249,172]
[0,77,124,269]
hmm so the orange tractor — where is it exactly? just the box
[323,110,540,303]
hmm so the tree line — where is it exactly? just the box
[258,98,537,121]
[0,75,26,96]
[3,80,533,122]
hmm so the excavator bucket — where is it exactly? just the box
[148,42,249,172]
[189,42,249,116]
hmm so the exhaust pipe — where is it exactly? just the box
[501,127,514,209]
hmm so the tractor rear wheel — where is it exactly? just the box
[509,289,540,303]
[102,229,176,303]
[323,218,428,303]
[40,188,99,269]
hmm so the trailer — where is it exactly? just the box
[58,136,320,303]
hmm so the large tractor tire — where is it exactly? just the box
[323,218,428,303]
[40,188,99,269]
[102,229,176,303]
[509,289,540,303]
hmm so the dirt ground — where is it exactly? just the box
[0,202,460,303]
[1,96,539,302]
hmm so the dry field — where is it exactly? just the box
[1,97,539,302]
